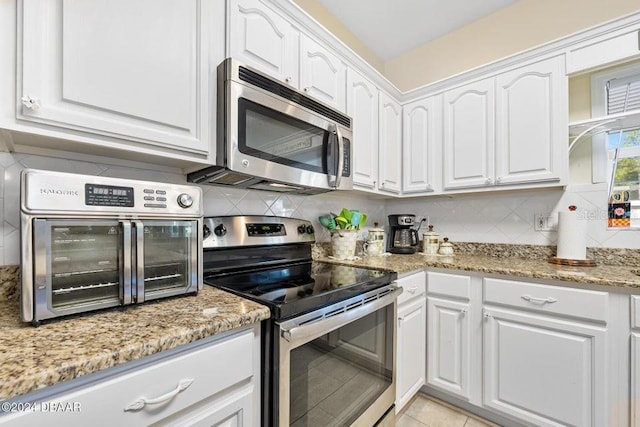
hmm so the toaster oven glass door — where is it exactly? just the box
[134,220,198,302]
[33,219,128,318]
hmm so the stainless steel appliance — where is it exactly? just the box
[20,169,203,326]
[187,58,353,194]
[388,214,420,254]
[202,216,400,426]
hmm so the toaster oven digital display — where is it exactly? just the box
[85,184,134,207]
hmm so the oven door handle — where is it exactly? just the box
[133,221,145,303]
[121,221,133,305]
[279,285,402,345]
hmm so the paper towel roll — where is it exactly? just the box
[556,210,587,260]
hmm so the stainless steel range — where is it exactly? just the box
[202,215,400,426]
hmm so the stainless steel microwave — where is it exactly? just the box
[20,169,203,326]
[187,58,353,194]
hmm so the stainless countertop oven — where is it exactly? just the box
[20,169,203,326]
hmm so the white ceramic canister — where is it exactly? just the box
[422,225,439,255]
[438,237,454,256]
[364,223,385,256]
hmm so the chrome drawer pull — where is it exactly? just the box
[521,295,557,304]
[124,378,194,411]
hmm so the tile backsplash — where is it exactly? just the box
[1,152,637,266]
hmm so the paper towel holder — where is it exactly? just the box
[548,205,597,267]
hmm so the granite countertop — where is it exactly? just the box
[0,280,270,401]
[315,252,640,290]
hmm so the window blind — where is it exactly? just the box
[607,74,640,114]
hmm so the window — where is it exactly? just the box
[591,63,640,229]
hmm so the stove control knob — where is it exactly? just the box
[306,225,314,234]
[203,224,211,239]
[297,225,306,234]
[214,224,227,237]
[177,193,193,208]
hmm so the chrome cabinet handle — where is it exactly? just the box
[485,177,493,185]
[407,286,418,294]
[124,378,194,412]
[303,87,309,92]
[521,295,557,304]
[496,176,502,183]
[21,95,41,110]
[285,76,292,83]
[459,309,467,317]
[483,312,491,320]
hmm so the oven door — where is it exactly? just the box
[30,219,132,322]
[226,79,353,191]
[132,219,199,302]
[277,285,401,426]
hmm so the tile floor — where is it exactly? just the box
[397,394,499,427]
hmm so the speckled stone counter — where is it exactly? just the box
[0,268,270,400]
[315,252,640,290]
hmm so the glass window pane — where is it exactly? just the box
[607,129,640,228]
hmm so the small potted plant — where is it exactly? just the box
[318,209,367,259]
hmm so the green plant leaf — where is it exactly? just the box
[335,216,349,229]
[359,213,368,228]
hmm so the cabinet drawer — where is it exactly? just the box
[484,278,608,322]
[631,295,640,329]
[3,329,255,427]
[397,271,426,305]
[427,272,471,300]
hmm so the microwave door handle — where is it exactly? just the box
[334,124,344,189]
[133,221,145,303]
[327,123,337,187]
[120,221,133,305]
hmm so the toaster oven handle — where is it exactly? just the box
[121,221,133,305]
[133,221,145,303]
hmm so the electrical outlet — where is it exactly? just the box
[534,213,555,231]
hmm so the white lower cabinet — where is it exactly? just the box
[483,307,606,427]
[0,326,260,427]
[395,271,426,413]
[426,296,470,400]
[424,271,613,427]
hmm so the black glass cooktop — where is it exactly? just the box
[204,261,396,320]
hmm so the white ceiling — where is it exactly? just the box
[318,0,519,61]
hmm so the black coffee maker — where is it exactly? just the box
[388,214,420,254]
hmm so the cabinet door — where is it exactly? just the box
[443,79,495,190]
[378,92,402,194]
[300,34,346,111]
[403,95,441,194]
[495,56,567,185]
[19,0,210,153]
[229,0,299,86]
[484,307,607,427]
[632,332,640,427]
[347,68,378,190]
[426,296,471,400]
[396,297,427,412]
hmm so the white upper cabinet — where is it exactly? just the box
[495,55,567,185]
[229,0,299,86]
[300,34,347,111]
[229,0,347,112]
[442,55,567,191]
[567,26,640,74]
[18,0,213,154]
[378,92,402,194]
[443,79,495,190]
[402,95,441,194]
[347,68,379,190]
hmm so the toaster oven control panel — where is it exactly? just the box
[85,184,134,207]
